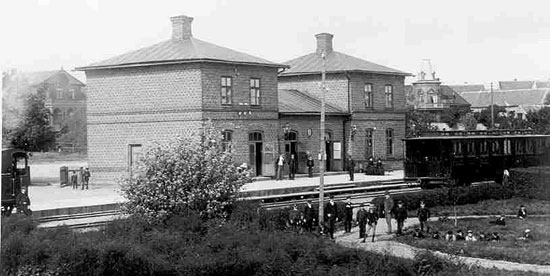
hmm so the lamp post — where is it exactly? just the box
[318,50,327,229]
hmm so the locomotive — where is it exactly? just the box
[1,148,31,216]
[403,129,550,188]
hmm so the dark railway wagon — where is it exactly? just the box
[2,148,31,215]
[403,129,550,187]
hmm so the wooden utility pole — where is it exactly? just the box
[490,82,494,129]
[318,50,327,228]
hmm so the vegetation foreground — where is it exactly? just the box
[1,207,546,276]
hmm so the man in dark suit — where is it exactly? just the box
[347,155,355,181]
[288,154,297,180]
[303,200,315,232]
[325,196,338,239]
[344,196,353,233]
[394,201,408,235]
[356,204,367,239]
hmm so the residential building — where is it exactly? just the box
[2,69,87,150]
[405,60,471,112]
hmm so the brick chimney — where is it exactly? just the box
[315,33,334,55]
[170,15,193,40]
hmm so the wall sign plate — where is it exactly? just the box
[307,128,312,138]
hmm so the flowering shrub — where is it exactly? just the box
[118,120,250,223]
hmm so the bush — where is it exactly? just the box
[508,167,550,200]
[118,120,250,224]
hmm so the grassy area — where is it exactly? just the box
[397,216,550,265]
[430,198,550,217]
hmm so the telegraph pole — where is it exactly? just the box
[490,82,494,129]
[318,50,327,228]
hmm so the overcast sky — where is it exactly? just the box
[1,0,549,85]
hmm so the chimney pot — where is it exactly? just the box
[315,33,334,55]
[171,15,193,40]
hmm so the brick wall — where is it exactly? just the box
[201,64,279,112]
[349,73,406,112]
[86,64,204,184]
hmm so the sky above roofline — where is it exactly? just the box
[1,0,549,84]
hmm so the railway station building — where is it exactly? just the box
[78,15,410,184]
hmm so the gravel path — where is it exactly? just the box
[334,217,550,274]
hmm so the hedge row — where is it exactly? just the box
[371,182,514,216]
[1,213,422,276]
[508,166,550,200]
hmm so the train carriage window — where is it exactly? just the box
[504,139,511,155]
[479,141,488,155]
[491,140,501,155]
[15,156,26,170]
[453,141,462,155]
[467,141,476,155]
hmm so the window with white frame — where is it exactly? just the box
[221,76,232,105]
[364,83,373,108]
[384,85,393,108]
[222,130,233,152]
[250,78,260,106]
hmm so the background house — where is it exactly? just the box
[2,68,87,151]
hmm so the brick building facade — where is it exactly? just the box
[278,33,410,171]
[78,15,286,183]
[78,15,411,183]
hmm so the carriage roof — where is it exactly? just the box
[403,130,550,141]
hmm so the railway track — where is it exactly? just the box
[36,210,125,230]
[260,183,421,209]
[39,178,467,229]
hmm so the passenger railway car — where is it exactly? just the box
[403,129,550,187]
[1,148,31,215]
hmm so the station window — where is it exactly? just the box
[384,85,393,108]
[364,83,373,108]
[221,76,233,105]
[250,78,260,106]
[222,130,233,152]
[386,128,394,155]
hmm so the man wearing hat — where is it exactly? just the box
[344,196,353,233]
[303,199,315,232]
[394,201,408,235]
[356,204,367,239]
[363,204,379,242]
[383,191,394,234]
[325,195,338,239]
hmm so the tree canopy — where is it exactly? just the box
[10,84,56,151]
[118,120,251,223]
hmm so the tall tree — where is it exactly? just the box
[526,106,550,134]
[458,112,478,130]
[406,108,438,137]
[475,105,507,128]
[440,106,470,129]
[10,84,56,151]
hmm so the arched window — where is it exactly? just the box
[222,130,233,152]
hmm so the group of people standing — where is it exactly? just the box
[284,191,412,241]
[276,153,317,180]
[71,167,91,190]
